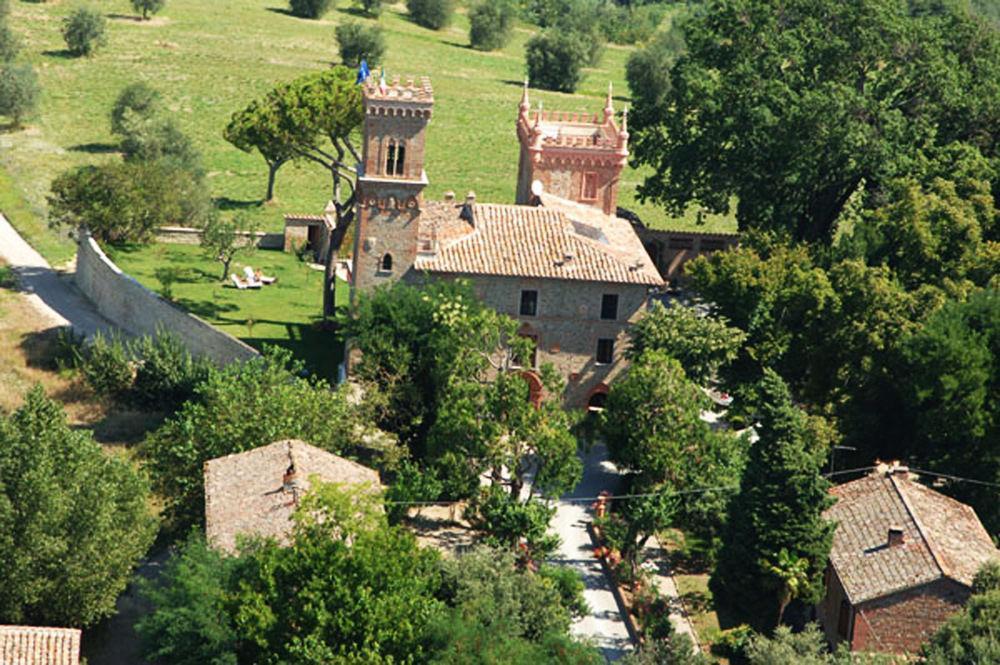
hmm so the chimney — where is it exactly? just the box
[282,463,297,492]
[888,526,905,547]
[443,190,455,203]
[459,191,476,224]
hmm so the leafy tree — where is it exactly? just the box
[710,370,835,631]
[628,301,746,384]
[117,111,203,176]
[525,30,589,93]
[924,562,1000,663]
[110,82,162,136]
[76,331,134,403]
[335,20,386,68]
[142,348,368,532]
[0,0,8,20]
[200,213,258,281]
[0,388,156,627]
[385,460,443,523]
[602,350,746,549]
[131,0,165,20]
[129,332,214,412]
[630,0,1000,243]
[625,23,685,154]
[426,303,581,559]
[354,0,383,17]
[897,288,1000,532]
[0,63,39,127]
[136,533,237,665]
[619,633,710,665]
[0,22,21,62]
[62,6,107,57]
[468,0,514,51]
[223,98,294,203]
[288,0,333,19]
[406,0,454,30]
[48,160,210,244]
[258,66,363,313]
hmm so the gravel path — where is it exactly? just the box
[0,214,113,337]
[551,443,634,661]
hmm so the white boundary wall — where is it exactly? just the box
[154,225,284,248]
[75,232,259,365]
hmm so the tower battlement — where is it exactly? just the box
[515,83,629,215]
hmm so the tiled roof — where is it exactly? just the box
[0,626,81,665]
[413,194,662,286]
[204,439,381,554]
[825,465,999,604]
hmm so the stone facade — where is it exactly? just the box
[515,85,629,216]
[638,228,740,283]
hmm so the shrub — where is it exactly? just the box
[130,333,213,412]
[78,332,135,403]
[525,30,589,93]
[0,0,8,20]
[288,0,333,19]
[385,461,443,523]
[118,113,203,176]
[601,3,667,44]
[0,22,21,62]
[406,0,453,30]
[131,0,165,20]
[0,63,39,126]
[354,0,383,17]
[111,82,162,135]
[62,6,107,57]
[468,0,514,51]
[336,21,386,68]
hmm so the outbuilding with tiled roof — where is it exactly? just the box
[0,625,81,665]
[817,462,999,654]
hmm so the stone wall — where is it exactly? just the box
[75,232,259,365]
[154,225,284,249]
[412,272,650,407]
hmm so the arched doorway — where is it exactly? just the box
[586,383,609,412]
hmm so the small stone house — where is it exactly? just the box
[203,439,381,554]
[349,76,663,407]
[817,462,999,654]
[0,625,81,665]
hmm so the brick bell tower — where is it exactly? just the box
[351,76,433,298]
[515,82,629,216]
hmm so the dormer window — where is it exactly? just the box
[385,140,406,176]
[380,253,393,273]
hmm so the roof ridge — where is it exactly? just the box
[889,473,947,581]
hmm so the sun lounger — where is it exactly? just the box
[230,273,260,290]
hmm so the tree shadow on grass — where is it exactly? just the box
[174,297,239,320]
[265,6,303,18]
[214,196,263,211]
[335,5,371,18]
[41,49,77,59]
[68,142,120,155]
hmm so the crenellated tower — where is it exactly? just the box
[351,76,433,297]
[515,83,629,215]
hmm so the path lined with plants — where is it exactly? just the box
[0,212,112,337]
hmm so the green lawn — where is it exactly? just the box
[0,0,735,266]
[112,243,346,381]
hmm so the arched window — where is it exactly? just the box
[588,391,607,411]
[385,140,406,176]
[380,253,393,272]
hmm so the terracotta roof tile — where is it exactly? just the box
[825,467,999,604]
[414,195,662,286]
[0,626,81,665]
[204,440,381,554]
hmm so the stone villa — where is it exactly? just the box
[817,462,998,654]
[349,77,664,407]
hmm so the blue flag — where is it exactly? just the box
[355,59,371,85]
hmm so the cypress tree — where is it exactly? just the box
[710,369,835,631]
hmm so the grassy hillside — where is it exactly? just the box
[0,0,735,265]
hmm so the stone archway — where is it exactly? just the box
[519,370,544,408]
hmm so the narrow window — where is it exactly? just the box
[837,600,851,639]
[385,142,396,176]
[519,290,538,317]
[380,253,393,272]
[596,338,614,365]
[600,294,619,321]
[582,172,598,200]
[394,143,406,175]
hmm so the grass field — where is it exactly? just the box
[112,243,347,380]
[0,0,735,266]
